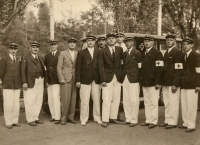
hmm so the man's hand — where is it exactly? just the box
[155,84,161,90]
[101,82,107,87]
[0,80,2,89]
[195,87,200,93]
[60,80,65,85]
[76,82,81,88]
[171,85,177,93]
[22,83,28,90]
[45,83,48,88]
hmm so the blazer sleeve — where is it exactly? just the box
[155,51,164,85]
[173,50,183,87]
[0,58,6,82]
[75,51,83,82]
[195,53,200,87]
[57,52,64,82]
[21,56,27,84]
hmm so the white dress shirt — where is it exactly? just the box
[9,54,16,61]
[87,47,94,58]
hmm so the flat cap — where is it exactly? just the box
[49,40,58,45]
[68,37,77,43]
[116,32,125,37]
[124,37,134,42]
[30,41,40,47]
[86,34,96,40]
[97,36,106,41]
[165,33,176,39]
[182,37,194,44]
[143,34,154,41]
[106,33,116,38]
[9,43,18,49]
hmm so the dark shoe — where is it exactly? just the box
[68,120,77,124]
[159,123,168,127]
[122,122,131,125]
[6,125,12,129]
[148,124,157,129]
[165,125,177,129]
[178,125,187,129]
[140,122,150,126]
[101,122,108,128]
[29,121,37,126]
[35,120,43,124]
[49,118,55,122]
[185,129,195,133]
[54,120,61,124]
[129,123,137,127]
[12,123,21,127]
[110,119,122,124]
[61,122,66,125]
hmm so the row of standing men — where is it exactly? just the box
[0,32,199,133]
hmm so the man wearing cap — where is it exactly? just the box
[97,36,106,50]
[57,37,78,125]
[179,37,200,132]
[159,33,183,129]
[122,37,142,127]
[76,34,102,126]
[100,33,123,128]
[115,32,127,52]
[140,35,164,129]
[45,40,61,124]
[21,41,48,126]
[0,43,21,129]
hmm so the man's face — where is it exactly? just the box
[8,48,18,56]
[106,37,116,46]
[166,38,175,48]
[86,39,95,48]
[68,42,76,50]
[97,40,106,48]
[125,40,134,49]
[183,42,193,52]
[144,40,154,49]
[116,36,124,43]
[51,44,58,51]
[30,46,39,54]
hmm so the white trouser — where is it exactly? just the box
[24,78,44,123]
[80,81,101,123]
[47,84,61,120]
[3,89,20,125]
[181,89,198,129]
[142,86,160,125]
[123,76,140,123]
[102,75,121,122]
[162,86,180,125]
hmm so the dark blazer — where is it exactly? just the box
[140,47,164,87]
[45,51,60,84]
[181,51,200,89]
[99,45,123,83]
[75,47,102,85]
[0,55,21,89]
[162,47,183,87]
[122,48,142,83]
[21,53,48,88]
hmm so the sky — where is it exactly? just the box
[27,0,94,22]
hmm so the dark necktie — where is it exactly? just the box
[13,55,16,64]
[112,48,115,59]
[185,53,187,61]
[126,49,130,61]
[35,55,38,62]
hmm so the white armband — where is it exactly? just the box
[196,67,200,73]
[175,63,183,69]
[155,61,164,67]
[138,63,141,68]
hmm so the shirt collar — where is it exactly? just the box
[9,54,15,60]
[167,46,175,53]
[186,49,192,56]
[31,53,37,58]
[52,50,57,54]
[146,46,153,52]
[127,47,133,53]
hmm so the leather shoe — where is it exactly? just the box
[148,124,157,129]
[129,123,137,127]
[110,119,122,124]
[165,125,177,129]
[122,122,131,125]
[29,121,37,126]
[49,118,55,122]
[185,129,195,133]
[101,122,108,128]
[178,125,187,129]
[68,120,77,124]
[12,123,21,127]
[159,123,168,127]
[140,123,150,126]
[61,122,66,125]
[6,125,12,129]
[35,120,43,124]
[54,120,61,124]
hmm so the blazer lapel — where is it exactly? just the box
[74,51,77,62]
[51,51,59,64]
[65,49,73,62]
[105,46,113,61]
[93,48,98,59]
[30,54,37,65]
[86,48,92,60]
[125,49,134,64]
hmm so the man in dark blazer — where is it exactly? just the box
[122,37,142,127]
[97,36,106,50]
[100,33,123,128]
[45,40,60,124]
[159,34,183,129]
[140,35,164,129]
[21,41,48,126]
[57,37,78,125]
[76,34,102,126]
[179,37,200,133]
[0,43,21,129]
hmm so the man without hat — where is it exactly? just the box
[45,40,61,124]
[100,33,123,127]
[122,37,142,127]
[57,37,78,125]
[0,43,21,129]
[179,37,200,132]
[159,33,183,129]
[115,32,127,52]
[97,36,106,50]
[140,35,164,129]
[21,41,48,126]
[76,34,102,126]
